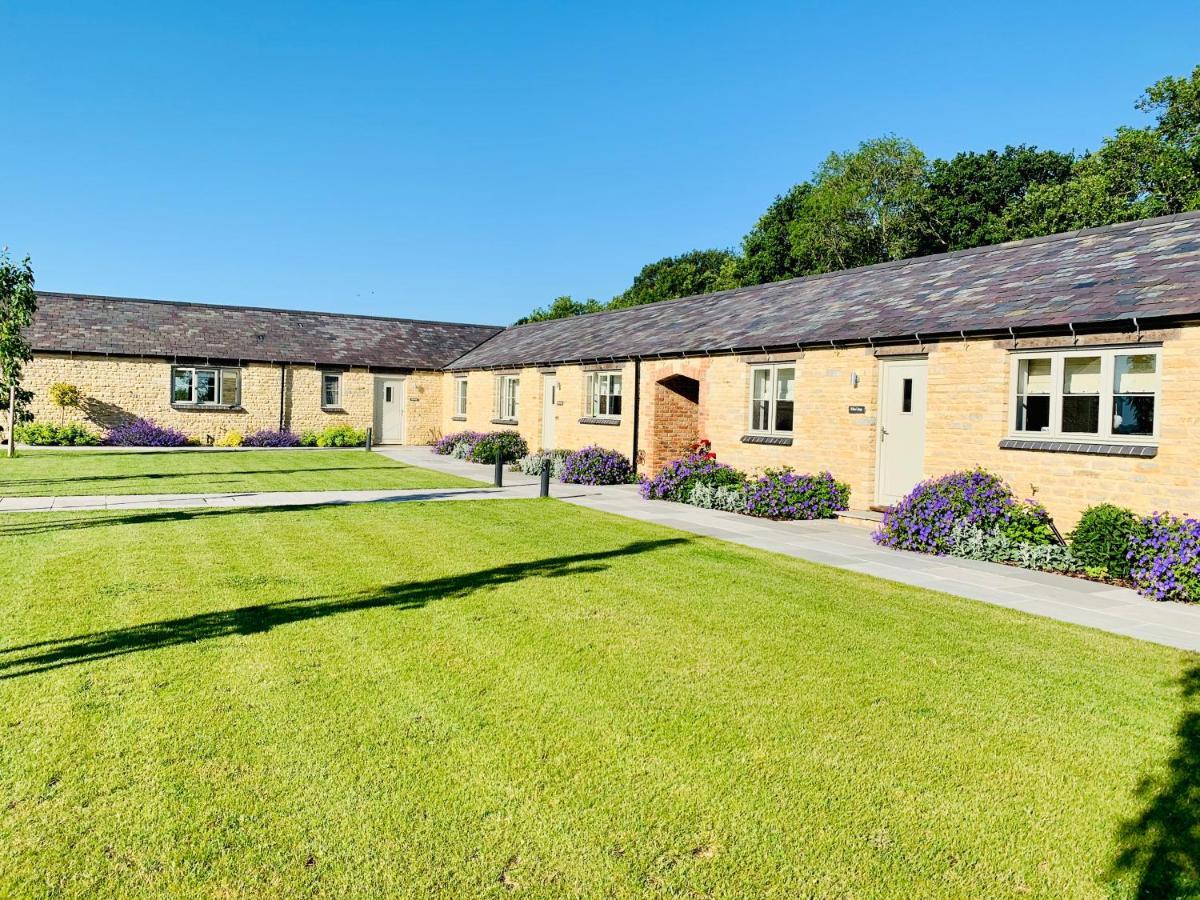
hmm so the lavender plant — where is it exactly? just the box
[243,429,302,447]
[743,468,850,520]
[105,418,190,447]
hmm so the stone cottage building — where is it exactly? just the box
[16,211,1200,526]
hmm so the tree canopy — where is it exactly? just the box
[514,64,1200,324]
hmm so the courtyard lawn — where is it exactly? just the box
[0,500,1196,897]
[0,448,479,496]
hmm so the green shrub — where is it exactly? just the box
[216,431,244,447]
[469,430,528,464]
[14,421,101,446]
[299,431,319,447]
[1069,504,1147,580]
[315,425,367,447]
[998,500,1057,546]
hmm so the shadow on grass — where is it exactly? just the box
[0,538,686,680]
[1110,664,1200,896]
[0,496,506,537]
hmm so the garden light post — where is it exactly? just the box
[6,382,13,458]
[493,448,503,487]
[540,456,550,497]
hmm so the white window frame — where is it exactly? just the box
[321,372,342,409]
[171,366,241,408]
[494,374,519,421]
[585,371,623,419]
[1008,345,1162,444]
[747,363,795,436]
[454,377,469,417]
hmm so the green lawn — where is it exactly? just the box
[0,449,479,496]
[0,499,1195,897]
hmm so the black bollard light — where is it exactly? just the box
[539,456,551,497]
[493,448,504,487]
[365,427,373,451]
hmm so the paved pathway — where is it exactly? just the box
[5,444,1200,652]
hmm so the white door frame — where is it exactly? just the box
[874,356,928,506]
[541,373,557,449]
[374,376,406,444]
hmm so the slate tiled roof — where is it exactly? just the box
[448,211,1200,369]
[28,293,503,369]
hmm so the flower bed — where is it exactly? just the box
[560,446,634,485]
[640,441,848,521]
[1129,514,1200,602]
[432,430,525,463]
[105,418,190,447]
[244,429,303,448]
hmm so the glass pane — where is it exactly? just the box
[775,400,793,432]
[610,375,621,396]
[752,369,771,401]
[222,370,239,406]
[1016,395,1051,432]
[610,394,622,417]
[195,370,217,404]
[1063,356,1101,394]
[172,370,192,402]
[752,399,770,432]
[1018,358,1052,394]
[385,386,393,403]
[1114,354,1156,393]
[323,376,338,407]
[1062,395,1100,433]
[1113,396,1155,436]
[901,378,913,413]
[775,368,794,402]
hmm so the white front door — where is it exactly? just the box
[377,378,405,444]
[876,358,928,506]
[541,374,557,449]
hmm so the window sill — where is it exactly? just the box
[490,418,518,426]
[999,438,1157,458]
[741,434,793,446]
[451,415,467,422]
[578,417,621,426]
[321,406,346,413]
[171,404,243,412]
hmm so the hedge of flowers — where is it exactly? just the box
[105,417,189,447]
[1129,514,1200,602]
[744,468,850,520]
[639,441,745,502]
[432,430,526,463]
[559,445,635,485]
[872,469,1019,555]
[244,429,302,447]
[639,440,849,521]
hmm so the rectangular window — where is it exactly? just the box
[585,372,623,418]
[494,374,519,420]
[171,366,240,407]
[455,378,468,417]
[748,364,795,436]
[901,378,914,414]
[322,373,341,409]
[1010,347,1160,442]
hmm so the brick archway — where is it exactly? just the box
[648,374,700,471]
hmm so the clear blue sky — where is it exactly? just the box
[3,2,1198,325]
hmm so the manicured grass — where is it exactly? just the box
[0,449,480,496]
[0,499,1195,896]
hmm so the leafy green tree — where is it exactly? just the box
[513,295,603,325]
[0,251,37,457]
[736,183,813,285]
[1003,67,1200,239]
[789,136,931,274]
[918,146,1075,253]
[609,248,739,309]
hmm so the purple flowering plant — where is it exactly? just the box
[744,468,850,520]
[105,417,190,447]
[873,468,1019,554]
[244,429,302,447]
[639,440,745,502]
[560,445,634,485]
[432,430,485,455]
[1128,513,1200,602]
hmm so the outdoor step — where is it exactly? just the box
[836,508,885,529]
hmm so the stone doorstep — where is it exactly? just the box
[835,508,885,530]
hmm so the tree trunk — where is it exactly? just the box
[7,381,14,458]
